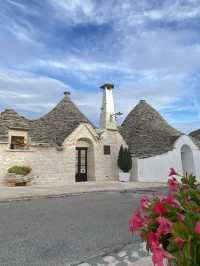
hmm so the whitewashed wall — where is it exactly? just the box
[134,135,200,182]
[95,129,126,181]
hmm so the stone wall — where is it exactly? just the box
[0,123,125,185]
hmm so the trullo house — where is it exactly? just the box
[0,83,200,185]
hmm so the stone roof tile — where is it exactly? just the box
[0,94,92,145]
[120,100,182,158]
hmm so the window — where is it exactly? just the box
[10,136,26,150]
[104,145,111,155]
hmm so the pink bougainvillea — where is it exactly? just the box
[195,221,200,234]
[157,216,173,236]
[129,211,144,232]
[153,201,167,216]
[152,246,174,266]
[168,168,178,177]
[129,169,200,266]
[140,196,150,211]
[168,177,179,192]
[175,237,185,248]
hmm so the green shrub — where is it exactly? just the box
[117,145,132,173]
[8,166,32,176]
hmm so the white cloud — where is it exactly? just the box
[173,121,200,134]
[1,0,200,133]
[0,70,68,116]
[48,0,200,27]
[0,69,101,122]
[49,0,100,25]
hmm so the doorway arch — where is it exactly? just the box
[181,145,195,176]
[75,138,95,182]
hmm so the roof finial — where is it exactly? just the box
[100,83,114,90]
[64,91,71,96]
[140,99,146,103]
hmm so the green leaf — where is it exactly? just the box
[173,222,190,238]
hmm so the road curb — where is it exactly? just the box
[0,186,167,203]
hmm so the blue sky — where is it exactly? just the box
[0,0,200,132]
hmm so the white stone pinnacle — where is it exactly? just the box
[100,84,117,130]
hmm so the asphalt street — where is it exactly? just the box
[0,189,166,266]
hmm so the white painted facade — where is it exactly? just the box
[100,84,117,130]
[131,135,200,182]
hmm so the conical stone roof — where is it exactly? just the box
[0,109,29,142]
[189,129,200,148]
[0,94,92,145]
[120,100,182,158]
[190,129,200,140]
[29,93,91,145]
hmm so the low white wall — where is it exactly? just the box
[136,135,200,182]
[137,150,181,182]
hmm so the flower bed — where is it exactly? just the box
[129,168,200,266]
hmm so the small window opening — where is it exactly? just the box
[10,136,26,150]
[104,145,111,155]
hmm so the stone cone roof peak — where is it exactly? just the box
[0,95,92,145]
[120,100,181,158]
[29,94,92,145]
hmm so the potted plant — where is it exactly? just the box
[6,166,33,186]
[117,145,132,182]
[129,168,200,266]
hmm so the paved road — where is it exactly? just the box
[0,189,166,266]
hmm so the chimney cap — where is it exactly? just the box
[64,91,71,96]
[100,83,114,90]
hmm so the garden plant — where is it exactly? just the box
[129,168,200,266]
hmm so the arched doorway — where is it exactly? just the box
[181,145,195,176]
[75,138,95,182]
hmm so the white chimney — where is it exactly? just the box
[100,83,117,130]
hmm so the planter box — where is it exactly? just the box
[5,173,33,187]
[119,171,130,182]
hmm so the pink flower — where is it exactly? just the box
[175,237,185,248]
[177,213,185,223]
[153,201,167,216]
[152,246,174,266]
[148,231,160,249]
[157,216,173,236]
[168,177,179,192]
[195,221,200,234]
[163,194,181,208]
[140,196,150,211]
[129,211,144,232]
[169,168,178,177]
[144,214,151,225]
[139,231,145,239]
